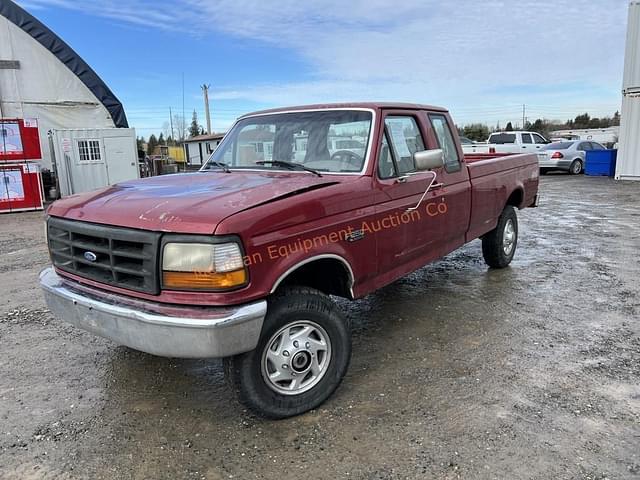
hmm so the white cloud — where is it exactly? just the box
[18,0,630,124]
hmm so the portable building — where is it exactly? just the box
[616,1,640,180]
[49,128,138,198]
[183,133,225,167]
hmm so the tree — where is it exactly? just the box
[613,111,620,126]
[136,136,145,152]
[147,134,158,155]
[462,123,490,142]
[505,122,514,132]
[158,133,165,146]
[173,114,186,142]
[189,110,201,138]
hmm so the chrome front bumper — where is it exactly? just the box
[39,267,267,358]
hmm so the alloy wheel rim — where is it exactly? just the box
[261,320,332,395]
[503,219,516,256]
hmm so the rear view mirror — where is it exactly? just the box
[414,149,444,171]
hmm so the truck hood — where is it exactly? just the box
[47,172,341,234]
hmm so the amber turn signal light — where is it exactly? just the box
[162,269,247,290]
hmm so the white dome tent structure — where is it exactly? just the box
[0,0,137,204]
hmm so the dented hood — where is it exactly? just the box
[47,171,339,234]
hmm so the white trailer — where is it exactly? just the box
[616,1,640,181]
[49,128,139,197]
[549,127,619,148]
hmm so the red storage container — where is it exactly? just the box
[0,163,44,213]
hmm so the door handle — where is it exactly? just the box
[396,176,408,184]
[430,182,444,190]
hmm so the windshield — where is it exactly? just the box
[202,110,372,173]
[544,142,573,150]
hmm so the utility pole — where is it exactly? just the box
[169,106,174,143]
[182,73,185,142]
[522,104,526,129]
[202,84,211,135]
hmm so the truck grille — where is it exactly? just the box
[47,217,160,294]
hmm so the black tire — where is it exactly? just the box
[569,159,583,175]
[540,168,548,175]
[482,205,518,268]
[224,286,351,419]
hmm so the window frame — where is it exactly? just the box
[76,139,102,163]
[377,130,397,180]
[427,113,461,173]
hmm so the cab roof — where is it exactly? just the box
[241,102,449,118]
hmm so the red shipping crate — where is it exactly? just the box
[1,118,42,162]
[0,163,44,213]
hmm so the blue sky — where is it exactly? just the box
[16,0,630,138]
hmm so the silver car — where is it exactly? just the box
[539,140,607,175]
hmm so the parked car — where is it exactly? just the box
[462,131,550,155]
[539,140,607,175]
[459,135,476,144]
[40,102,539,418]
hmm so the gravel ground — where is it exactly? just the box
[0,174,639,480]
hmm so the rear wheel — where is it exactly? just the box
[224,286,351,419]
[482,205,518,268]
[569,159,583,175]
[540,168,548,175]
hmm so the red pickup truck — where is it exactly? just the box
[40,103,539,418]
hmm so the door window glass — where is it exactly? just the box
[384,116,425,175]
[428,114,461,172]
[533,134,547,144]
[578,142,591,151]
[521,133,532,144]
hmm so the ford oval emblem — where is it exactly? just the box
[84,251,98,262]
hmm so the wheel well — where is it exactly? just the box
[276,258,353,298]
[506,188,523,209]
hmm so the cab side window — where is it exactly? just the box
[533,134,547,144]
[378,116,425,178]
[428,114,461,172]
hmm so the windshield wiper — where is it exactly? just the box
[255,160,322,177]
[204,161,231,173]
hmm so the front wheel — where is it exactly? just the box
[224,286,351,418]
[482,205,518,268]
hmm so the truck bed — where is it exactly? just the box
[464,152,539,242]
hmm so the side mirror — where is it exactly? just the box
[413,149,444,171]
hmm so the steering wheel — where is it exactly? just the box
[330,150,363,168]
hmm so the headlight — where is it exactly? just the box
[162,241,247,290]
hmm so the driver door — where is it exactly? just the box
[373,113,445,277]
